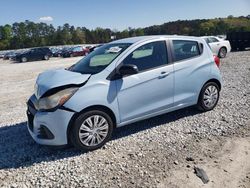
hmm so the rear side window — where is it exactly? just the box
[123,41,168,72]
[172,40,200,61]
[208,37,219,43]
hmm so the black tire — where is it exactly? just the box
[21,57,27,63]
[197,82,220,112]
[218,47,227,58]
[69,110,114,151]
[44,55,49,60]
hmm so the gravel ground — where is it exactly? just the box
[0,52,249,188]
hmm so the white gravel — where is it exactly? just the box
[0,52,249,187]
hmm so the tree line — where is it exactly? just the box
[0,15,249,50]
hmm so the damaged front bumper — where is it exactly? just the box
[26,95,75,146]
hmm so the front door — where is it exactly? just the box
[116,41,174,123]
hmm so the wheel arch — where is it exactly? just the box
[218,46,227,55]
[205,78,221,91]
[197,78,221,103]
[67,105,117,144]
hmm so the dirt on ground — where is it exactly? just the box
[0,52,249,188]
[163,135,250,188]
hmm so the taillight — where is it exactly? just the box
[214,55,220,67]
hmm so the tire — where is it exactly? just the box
[70,54,74,57]
[69,110,114,151]
[218,47,227,58]
[21,57,27,63]
[44,55,49,60]
[197,82,220,112]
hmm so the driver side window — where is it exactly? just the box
[123,41,168,72]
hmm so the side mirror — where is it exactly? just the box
[119,64,139,76]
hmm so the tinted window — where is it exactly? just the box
[73,47,78,52]
[204,38,209,43]
[172,40,200,61]
[123,41,168,72]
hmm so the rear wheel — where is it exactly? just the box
[21,57,27,63]
[218,47,227,58]
[197,82,220,112]
[44,55,49,60]
[70,110,114,151]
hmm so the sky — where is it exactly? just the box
[0,0,249,30]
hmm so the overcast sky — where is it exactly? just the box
[0,0,249,30]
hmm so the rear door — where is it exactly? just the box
[28,49,38,61]
[170,39,210,107]
[115,40,174,122]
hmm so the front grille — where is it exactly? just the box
[27,110,34,131]
[27,99,37,132]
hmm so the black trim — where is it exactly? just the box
[27,110,34,132]
[198,42,204,54]
[37,125,55,139]
[59,106,76,112]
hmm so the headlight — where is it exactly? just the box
[38,87,78,110]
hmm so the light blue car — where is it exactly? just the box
[27,36,222,150]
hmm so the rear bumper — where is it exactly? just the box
[27,98,74,146]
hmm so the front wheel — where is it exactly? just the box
[197,82,220,112]
[70,110,114,151]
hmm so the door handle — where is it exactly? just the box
[158,71,170,79]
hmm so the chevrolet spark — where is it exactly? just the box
[27,36,222,150]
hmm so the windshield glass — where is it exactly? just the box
[69,43,131,74]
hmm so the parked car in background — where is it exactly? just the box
[88,44,104,53]
[227,32,250,51]
[3,51,17,60]
[0,52,6,58]
[62,46,90,58]
[27,35,222,151]
[201,36,231,58]
[15,47,52,62]
[51,48,63,57]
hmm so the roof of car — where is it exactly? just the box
[111,35,202,44]
[201,36,218,39]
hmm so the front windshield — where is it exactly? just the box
[69,43,131,74]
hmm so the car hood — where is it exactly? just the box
[35,69,91,99]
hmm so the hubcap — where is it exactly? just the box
[203,85,218,108]
[79,115,109,146]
